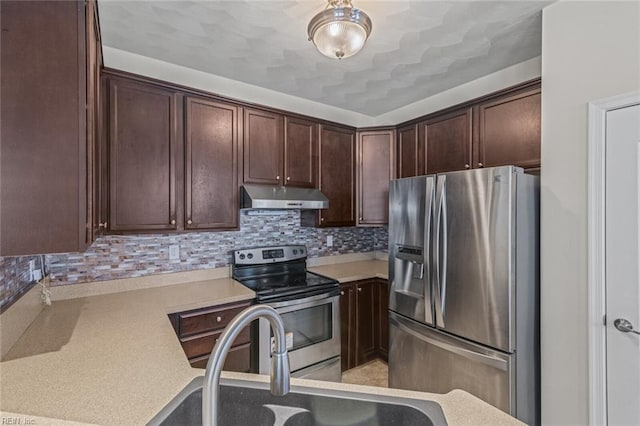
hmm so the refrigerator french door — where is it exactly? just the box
[388,166,539,426]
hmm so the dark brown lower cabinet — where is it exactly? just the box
[340,278,389,372]
[169,300,252,372]
[378,279,389,359]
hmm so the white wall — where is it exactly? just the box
[541,2,640,424]
[103,46,540,128]
[374,56,541,125]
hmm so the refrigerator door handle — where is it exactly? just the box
[424,178,435,323]
[392,313,509,371]
[441,178,448,321]
[434,176,446,328]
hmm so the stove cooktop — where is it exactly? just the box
[231,245,339,303]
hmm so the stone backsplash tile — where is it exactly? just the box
[46,211,381,286]
[374,226,388,252]
[0,255,40,311]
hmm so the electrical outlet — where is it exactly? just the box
[169,244,180,260]
[326,235,333,247]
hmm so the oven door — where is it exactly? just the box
[256,292,341,377]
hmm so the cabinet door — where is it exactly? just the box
[284,116,317,188]
[243,108,283,185]
[397,124,424,178]
[87,0,102,244]
[357,130,395,225]
[0,1,87,255]
[378,279,389,359]
[318,125,356,227]
[340,283,356,372]
[476,87,541,170]
[420,108,472,174]
[109,78,178,231]
[185,97,241,230]
[356,280,378,365]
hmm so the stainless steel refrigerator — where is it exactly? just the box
[388,166,539,425]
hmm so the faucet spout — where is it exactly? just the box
[202,305,290,426]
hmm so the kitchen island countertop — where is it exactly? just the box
[0,259,521,425]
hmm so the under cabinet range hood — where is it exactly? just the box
[240,184,329,209]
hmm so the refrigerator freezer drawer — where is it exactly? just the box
[389,312,514,415]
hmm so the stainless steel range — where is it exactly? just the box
[232,245,341,382]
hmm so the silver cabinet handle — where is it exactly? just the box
[614,318,640,335]
[464,164,470,169]
[98,222,108,229]
[276,175,280,180]
[478,162,484,168]
[216,316,222,323]
[340,291,345,296]
[357,287,362,293]
[286,176,291,181]
[170,219,176,225]
[187,219,193,225]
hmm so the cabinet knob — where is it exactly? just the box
[359,217,363,221]
[340,291,345,296]
[98,222,108,229]
[170,219,176,225]
[478,162,484,168]
[464,164,470,169]
[357,287,362,292]
[286,176,291,181]
[320,217,325,222]
[216,316,222,323]
[187,219,193,225]
[276,175,280,180]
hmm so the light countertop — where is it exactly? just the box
[0,259,521,425]
[309,259,388,282]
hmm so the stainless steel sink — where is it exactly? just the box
[148,377,447,426]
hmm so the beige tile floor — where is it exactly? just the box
[341,359,389,388]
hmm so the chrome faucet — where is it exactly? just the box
[202,305,291,426]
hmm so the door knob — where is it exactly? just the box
[614,318,640,335]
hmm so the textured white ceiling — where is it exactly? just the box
[98,1,547,117]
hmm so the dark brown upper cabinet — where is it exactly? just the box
[243,108,284,186]
[0,0,101,255]
[357,129,395,226]
[185,97,242,230]
[397,124,424,178]
[108,78,178,232]
[284,116,318,188]
[420,107,473,174]
[316,124,356,227]
[476,87,541,171]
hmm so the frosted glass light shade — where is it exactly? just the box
[308,7,372,59]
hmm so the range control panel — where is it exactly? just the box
[233,245,307,265]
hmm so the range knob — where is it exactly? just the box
[300,248,305,255]
[239,254,246,260]
[293,249,298,255]
[247,253,253,259]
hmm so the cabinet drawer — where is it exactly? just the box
[180,326,251,359]
[177,302,250,337]
[189,342,251,372]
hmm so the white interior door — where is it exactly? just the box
[605,103,640,426]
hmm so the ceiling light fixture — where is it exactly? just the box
[307,0,372,60]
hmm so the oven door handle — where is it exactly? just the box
[266,290,340,309]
